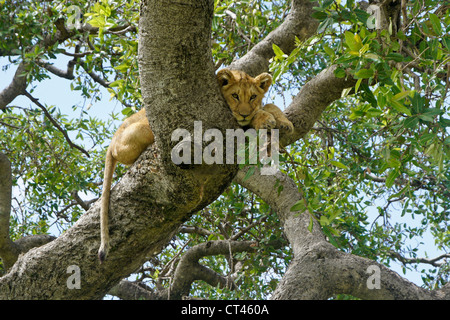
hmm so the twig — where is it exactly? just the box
[23,91,90,157]
[389,250,450,267]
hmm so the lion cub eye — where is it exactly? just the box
[250,94,257,101]
[232,93,240,100]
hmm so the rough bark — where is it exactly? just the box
[0,153,16,270]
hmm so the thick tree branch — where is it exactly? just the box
[168,240,258,299]
[0,62,29,110]
[229,0,319,76]
[235,166,450,300]
[108,280,157,300]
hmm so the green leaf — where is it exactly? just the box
[444,137,450,145]
[418,114,435,122]
[386,169,400,188]
[392,90,411,101]
[308,215,314,232]
[422,108,444,117]
[409,93,426,113]
[364,53,380,61]
[243,165,256,181]
[345,31,361,52]
[390,101,412,116]
[290,200,307,212]
[108,79,125,88]
[355,68,374,79]
[439,117,450,128]
[429,13,442,34]
[386,53,404,62]
[319,215,329,226]
[334,67,347,78]
[403,117,419,129]
[419,133,435,145]
[322,226,340,248]
[330,160,349,170]
[323,44,335,58]
[366,107,383,117]
[443,37,450,51]
[311,11,328,20]
[88,16,105,28]
[121,107,132,115]
[317,17,333,34]
[114,63,130,72]
[322,0,334,9]
[272,43,285,59]
[354,78,362,93]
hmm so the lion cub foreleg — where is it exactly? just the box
[262,104,294,133]
[250,109,277,130]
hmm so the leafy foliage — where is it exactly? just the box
[1,0,449,297]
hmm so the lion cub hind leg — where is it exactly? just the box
[250,109,277,130]
[111,120,154,165]
[98,109,154,263]
[262,104,294,133]
[110,111,154,165]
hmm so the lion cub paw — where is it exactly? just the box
[276,117,294,134]
[253,113,277,130]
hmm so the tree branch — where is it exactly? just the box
[168,240,258,299]
[0,152,18,270]
[229,0,319,76]
[0,153,56,271]
[179,225,215,237]
[23,91,90,157]
[0,62,29,110]
[388,251,450,268]
[235,166,450,300]
[78,60,112,88]
[36,59,76,80]
[108,280,157,300]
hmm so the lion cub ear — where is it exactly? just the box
[217,69,235,87]
[254,73,272,93]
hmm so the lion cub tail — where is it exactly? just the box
[98,149,117,263]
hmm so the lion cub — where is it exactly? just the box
[217,68,294,133]
[98,69,294,263]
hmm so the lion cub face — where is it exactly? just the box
[217,69,272,126]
